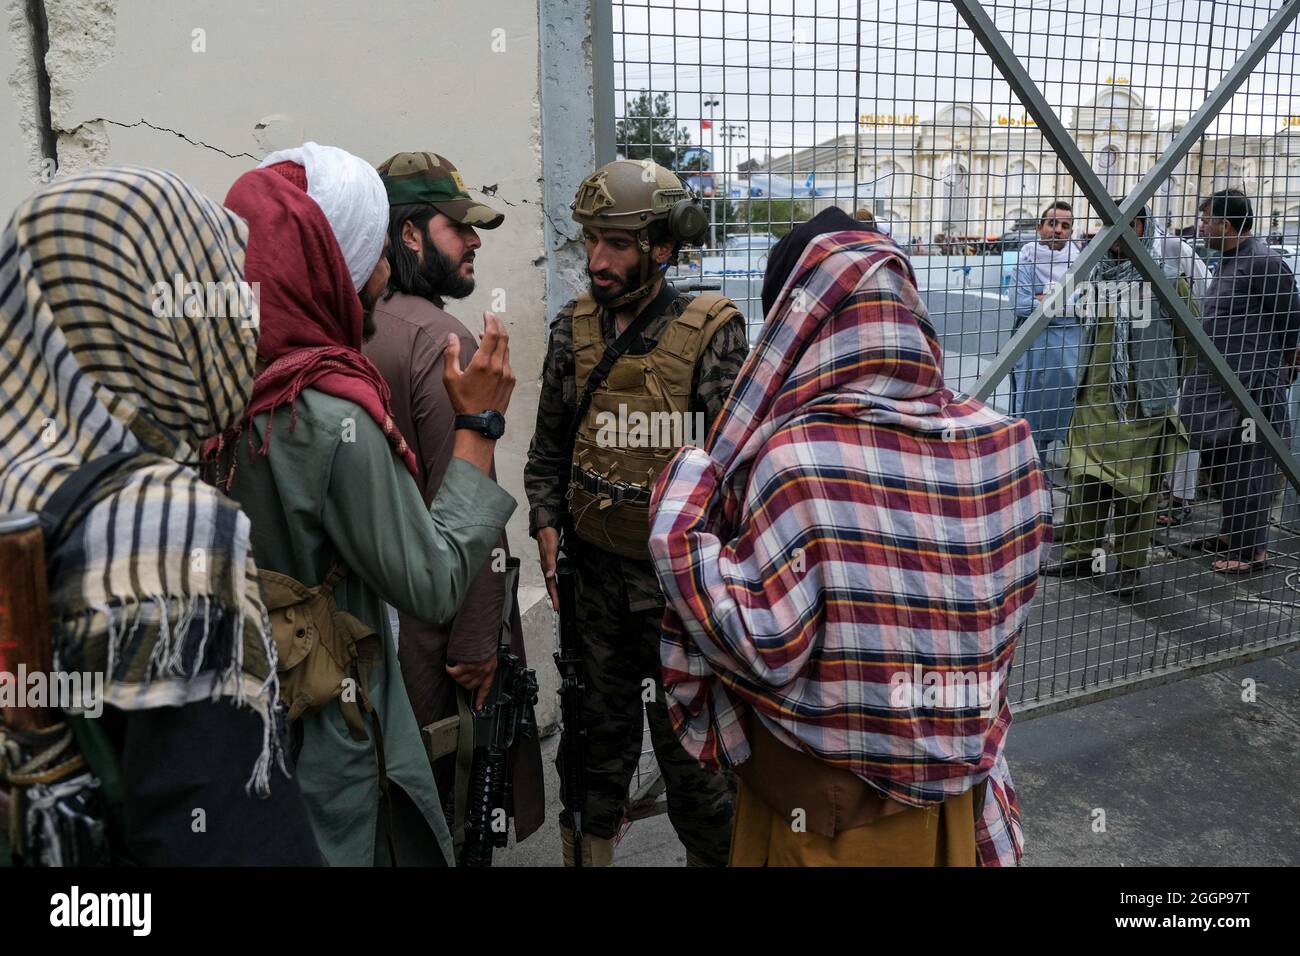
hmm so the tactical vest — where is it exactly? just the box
[568,290,740,560]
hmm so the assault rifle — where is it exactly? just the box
[1,453,143,865]
[553,530,587,867]
[461,558,538,868]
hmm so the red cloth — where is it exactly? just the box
[222,164,418,477]
[265,159,307,193]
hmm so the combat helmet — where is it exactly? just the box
[571,159,709,308]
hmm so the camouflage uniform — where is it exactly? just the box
[525,290,748,864]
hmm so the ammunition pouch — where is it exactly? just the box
[259,562,380,742]
[566,464,654,561]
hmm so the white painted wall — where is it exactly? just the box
[2,0,564,727]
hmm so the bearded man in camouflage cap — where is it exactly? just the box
[363,151,545,857]
[524,159,748,866]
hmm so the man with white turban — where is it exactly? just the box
[212,143,519,865]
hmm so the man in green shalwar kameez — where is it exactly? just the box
[1043,208,1198,598]
[216,145,519,866]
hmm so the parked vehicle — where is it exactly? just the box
[1267,223,1300,247]
[723,233,779,252]
[708,233,778,271]
[991,225,1039,255]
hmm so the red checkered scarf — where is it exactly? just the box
[649,231,1052,864]
[216,163,417,479]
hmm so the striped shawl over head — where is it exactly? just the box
[648,230,1053,864]
[0,167,280,792]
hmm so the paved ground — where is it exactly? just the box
[1011,648,1300,866]
[497,646,1300,867]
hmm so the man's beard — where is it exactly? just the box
[419,232,475,300]
[588,266,636,304]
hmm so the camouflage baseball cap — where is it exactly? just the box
[375,151,504,229]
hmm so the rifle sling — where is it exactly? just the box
[453,686,473,851]
[38,451,146,551]
[6,451,148,693]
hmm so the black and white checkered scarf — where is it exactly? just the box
[0,167,280,793]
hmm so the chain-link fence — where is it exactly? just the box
[603,0,1300,770]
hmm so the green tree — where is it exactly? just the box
[616,91,691,167]
[675,150,710,172]
[723,197,812,239]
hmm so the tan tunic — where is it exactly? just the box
[364,290,543,841]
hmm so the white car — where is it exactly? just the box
[708,234,777,272]
[722,233,779,253]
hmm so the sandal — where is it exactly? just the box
[1156,503,1192,527]
[1213,557,1269,574]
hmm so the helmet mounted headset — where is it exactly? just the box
[571,159,709,309]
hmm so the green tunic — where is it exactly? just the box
[224,388,516,865]
[1064,278,1195,501]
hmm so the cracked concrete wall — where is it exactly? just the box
[43,0,116,175]
[5,0,49,192]
[2,0,569,729]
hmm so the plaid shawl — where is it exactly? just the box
[648,230,1052,865]
[0,168,280,794]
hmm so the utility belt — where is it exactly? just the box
[569,464,653,505]
[567,463,654,561]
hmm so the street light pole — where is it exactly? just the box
[721,123,747,241]
[704,96,720,249]
[1193,0,1219,221]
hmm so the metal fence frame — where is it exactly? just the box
[595,0,1300,819]
[952,0,1300,716]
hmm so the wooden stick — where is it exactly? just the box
[0,513,56,731]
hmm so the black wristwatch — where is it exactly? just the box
[454,410,506,439]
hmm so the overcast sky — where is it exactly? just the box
[612,0,1300,168]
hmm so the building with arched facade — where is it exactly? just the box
[755,87,1300,243]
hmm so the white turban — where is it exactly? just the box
[259,142,387,291]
